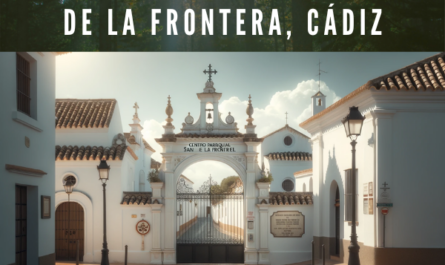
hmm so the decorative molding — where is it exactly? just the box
[12,111,42,132]
[5,164,47,177]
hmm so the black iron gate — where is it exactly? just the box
[176,176,244,263]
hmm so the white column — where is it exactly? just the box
[371,109,395,248]
[162,155,176,264]
[151,204,163,264]
[257,182,271,264]
[245,149,259,264]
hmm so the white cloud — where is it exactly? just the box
[142,119,165,161]
[219,79,341,136]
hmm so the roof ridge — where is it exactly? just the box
[261,124,310,139]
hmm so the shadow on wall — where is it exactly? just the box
[319,146,345,260]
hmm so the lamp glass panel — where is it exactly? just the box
[349,120,363,135]
[99,168,109,180]
[343,120,350,137]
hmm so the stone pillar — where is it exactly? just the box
[162,155,176,264]
[371,109,395,248]
[151,203,163,264]
[257,182,271,264]
[245,150,259,264]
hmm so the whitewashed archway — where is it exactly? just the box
[55,191,94,262]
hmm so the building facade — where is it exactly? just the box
[300,53,445,265]
[0,52,58,265]
[54,99,156,263]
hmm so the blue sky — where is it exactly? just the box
[56,52,437,188]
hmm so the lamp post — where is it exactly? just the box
[97,159,111,265]
[342,106,365,265]
[63,177,75,258]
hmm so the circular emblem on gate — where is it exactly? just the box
[185,112,194,125]
[225,112,234,124]
[136,220,150,235]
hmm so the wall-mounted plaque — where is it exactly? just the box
[368,198,374,215]
[41,196,50,219]
[363,183,368,197]
[270,211,305,237]
[363,199,369,214]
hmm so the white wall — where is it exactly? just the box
[269,160,312,192]
[268,205,314,265]
[0,52,56,265]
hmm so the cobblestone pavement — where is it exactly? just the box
[177,217,243,244]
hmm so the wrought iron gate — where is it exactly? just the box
[176,176,244,263]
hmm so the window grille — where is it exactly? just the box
[284,136,293,146]
[282,179,294,191]
[16,54,31,116]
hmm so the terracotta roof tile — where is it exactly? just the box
[265,152,312,161]
[55,99,116,129]
[55,144,126,161]
[269,192,313,205]
[300,53,445,127]
[294,168,313,177]
[124,133,138,145]
[121,192,152,205]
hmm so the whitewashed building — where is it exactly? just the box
[300,53,445,265]
[54,99,157,263]
[0,52,61,265]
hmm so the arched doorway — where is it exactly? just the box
[175,161,244,263]
[330,180,340,257]
[55,202,84,261]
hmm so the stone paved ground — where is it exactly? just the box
[177,217,242,244]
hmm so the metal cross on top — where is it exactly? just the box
[285,112,288,125]
[203,64,217,82]
[133,102,139,117]
[381,182,390,192]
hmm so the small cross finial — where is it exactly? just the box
[133,102,139,117]
[381,182,390,192]
[285,112,288,125]
[203,64,217,82]
[316,60,328,92]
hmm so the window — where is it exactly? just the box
[345,169,358,222]
[284,136,293,146]
[318,98,322,106]
[282,179,294,191]
[309,177,313,192]
[16,53,31,116]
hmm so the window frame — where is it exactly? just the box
[16,53,32,116]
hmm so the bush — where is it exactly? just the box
[148,169,162,183]
[258,171,273,183]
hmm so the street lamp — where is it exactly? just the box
[97,159,110,265]
[342,106,365,265]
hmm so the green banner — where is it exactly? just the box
[1,0,443,51]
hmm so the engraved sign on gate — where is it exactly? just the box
[270,211,305,237]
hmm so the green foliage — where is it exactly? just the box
[148,169,162,183]
[258,170,274,183]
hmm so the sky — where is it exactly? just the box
[56,52,437,189]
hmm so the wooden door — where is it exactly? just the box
[55,202,84,261]
[16,186,27,265]
[335,187,340,255]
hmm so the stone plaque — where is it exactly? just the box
[270,211,305,237]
